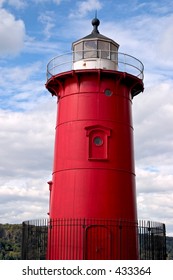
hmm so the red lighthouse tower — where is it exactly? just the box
[46,18,144,260]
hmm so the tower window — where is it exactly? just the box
[93,136,103,146]
[85,125,111,160]
[104,89,112,96]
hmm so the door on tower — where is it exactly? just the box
[84,225,112,260]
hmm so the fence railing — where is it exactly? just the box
[46,51,144,81]
[22,218,166,260]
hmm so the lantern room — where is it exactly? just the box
[72,18,119,71]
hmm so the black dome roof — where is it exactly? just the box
[72,17,119,47]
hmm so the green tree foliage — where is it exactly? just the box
[0,224,22,260]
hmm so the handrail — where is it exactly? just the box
[46,50,144,81]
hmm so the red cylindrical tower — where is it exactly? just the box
[46,18,144,260]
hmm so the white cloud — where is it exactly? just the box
[0,99,56,223]
[0,105,55,173]
[0,0,4,7]
[0,62,41,84]
[0,178,49,223]
[7,0,27,9]
[137,192,173,236]
[24,36,66,56]
[38,11,56,40]
[53,0,61,4]
[157,23,173,63]
[133,79,173,162]
[69,0,102,18]
[33,0,61,4]
[0,62,48,111]
[0,8,25,56]
[99,12,173,73]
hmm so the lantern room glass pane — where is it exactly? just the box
[84,40,97,58]
[110,43,118,61]
[98,41,110,59]
[74,42,83,61]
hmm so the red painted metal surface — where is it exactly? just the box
[46,69,143,259]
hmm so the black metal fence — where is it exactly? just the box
[138,220,166,260]
[22,219,166,260]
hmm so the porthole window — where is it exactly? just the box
[104,89,112,96]
[93,136,103,146]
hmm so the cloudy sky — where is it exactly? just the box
[0,0,173,236]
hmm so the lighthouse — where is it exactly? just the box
[45,18,144,260]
